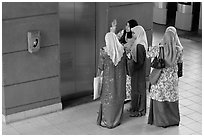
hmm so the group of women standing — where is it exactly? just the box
[96,19,183,129]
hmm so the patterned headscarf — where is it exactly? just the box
[104,32,124,66]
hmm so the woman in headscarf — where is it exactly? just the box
[117,19,138,102]
[96,22,126,129]
[147,26,183,128]
[118,19,138,44]
[126,25,148,117]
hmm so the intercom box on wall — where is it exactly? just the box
[28,31,40,53]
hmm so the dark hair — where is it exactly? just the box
[119,19,138,44]
[128,19,138,29]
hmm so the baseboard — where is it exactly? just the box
[2,102,62,124]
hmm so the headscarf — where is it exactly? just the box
[104,32,124,66]
[160,26,181,67]
[119,19,138,44]
[130,25,148,62]
[165,26,183,51]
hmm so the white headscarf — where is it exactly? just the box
[165,26,183,51]
[130,25,148,62]
[104,32,124,66]
[160,26,183,67]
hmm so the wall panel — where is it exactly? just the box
[2,14,59,53]
[3,46,59,86]
[2,2,58,19]
[108,3,153,32]
[2,2,60,116]
[3,77,60,114]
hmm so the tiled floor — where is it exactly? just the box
[2,23,202,135]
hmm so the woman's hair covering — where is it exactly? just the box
[165,26,183,51]
[104,32,125,66]
[161,27,181,67]
[130,25,148,62]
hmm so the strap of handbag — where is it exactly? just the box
[159,46,164,59]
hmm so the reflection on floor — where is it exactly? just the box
[2,23,202,135]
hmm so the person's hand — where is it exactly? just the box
[112,19,117,27]
[124,44,131,53]
[110,26,116,33]
[110,19,117,33]
[116,30,123,39]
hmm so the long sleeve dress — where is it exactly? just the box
[129,44,147,115]
[147,45,183,127]
[97,49,127,129]
[117,29,132,101]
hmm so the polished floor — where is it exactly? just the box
[2,23,202,135]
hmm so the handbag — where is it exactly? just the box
[149,68,162,85]
[177,62,183,77]
[151,46,165,69]
[93,71,103,100]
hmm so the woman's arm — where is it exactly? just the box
[116,29,124,40]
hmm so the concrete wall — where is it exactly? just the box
[2,2,61,116]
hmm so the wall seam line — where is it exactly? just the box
[2,12,58,21]
[3,75,59,87]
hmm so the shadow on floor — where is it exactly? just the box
[62,94,94,109]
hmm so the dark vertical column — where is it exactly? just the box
[166,2,177,26]
[192,2,201,31]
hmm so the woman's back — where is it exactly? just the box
[97,49,126,129]
[99,49,126,101]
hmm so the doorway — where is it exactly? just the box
[59,2,96,107]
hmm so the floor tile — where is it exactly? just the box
[179,106,195,116]
[184,122,202,132]
[179,99,196,107]
[2,127,20,135]
[186,112,202,122]
[180,115,196,126]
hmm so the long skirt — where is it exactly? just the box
[97,103,124,129]
[148,99,180,127]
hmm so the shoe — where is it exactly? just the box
[124,99,131,104]
[138,111,146,117]
[129,111,139,117]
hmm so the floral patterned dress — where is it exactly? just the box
[147,45,183,102]
[147,45,183,127]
